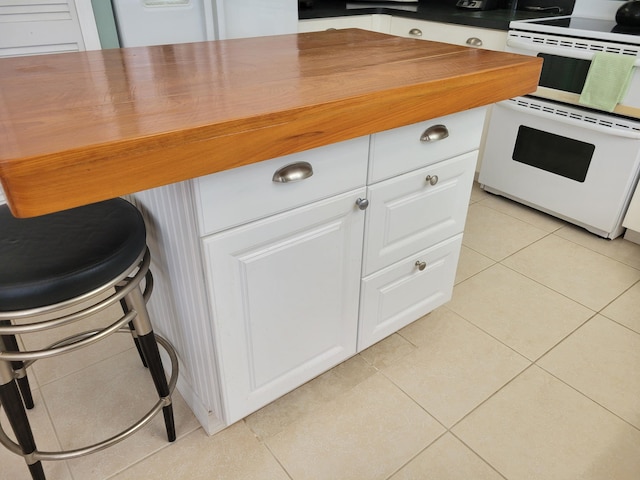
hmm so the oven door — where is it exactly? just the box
[506,33,640,118]
[478,98,640,238]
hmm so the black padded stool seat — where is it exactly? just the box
[0,198,177,480]
[0,198,146,311]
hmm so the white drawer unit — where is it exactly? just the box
[368,107,485,183]
[363,151,476,276]
[388,16,507,51]
[195,136,369,235]
[358,234,462,350]
[132,109,480,432]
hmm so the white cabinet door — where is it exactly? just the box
[203,189,365,423]
[0,0,87,57]
[359,234,462,350]
[216,0,297,39]
[389,17,506,51]
[362,151,476,276]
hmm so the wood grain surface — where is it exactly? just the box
[0,29,541,217]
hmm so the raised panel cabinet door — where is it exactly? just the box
[358,234,462,350]
[202,189,366,424]
[362,151,476,276]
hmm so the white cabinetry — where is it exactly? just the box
[623,184,640,243]
[134,109,481,432]
[202,190,365,423]
[388,16,507,50]
[298,14,391,33]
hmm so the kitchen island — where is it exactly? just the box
[0,29,541,433]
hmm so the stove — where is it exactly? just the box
[510,15,640,44]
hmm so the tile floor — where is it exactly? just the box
[2,183,640,480]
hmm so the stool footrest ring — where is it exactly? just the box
[0,333,178,462]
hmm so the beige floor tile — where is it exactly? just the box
[389,433,503,480]
[452,366,640,480]
[555,224,640,270]
[469,182,490,204]
[538,315,640,428]
[454,245,494,285]
[448,264,594,360]
[109,422,290,480]
[245,354,377,440]
[602,281,640,334]
[462,204,549,261]
[503,234,640,311]
[266,373,444,480]
[477,194,567,233]
[18,301,135,386]
[39,348,200,480]
[0,389,74,480]
[359,333,415,370]
[387,308,529,427]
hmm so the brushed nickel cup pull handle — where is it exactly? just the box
[466,37,483,47]
[272,162,314,183]
[415,260,426,271]
[408,28,423,36]
[420,124,449,142]
[355,198,369,210]
[425,175,439,186]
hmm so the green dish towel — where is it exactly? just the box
[579,52,636,112]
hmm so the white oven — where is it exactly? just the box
[506,16,640,118]
[479,0,640,239]
[479,97,640,238]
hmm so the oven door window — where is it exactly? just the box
[512,125,595,182]
[538,53,591,94]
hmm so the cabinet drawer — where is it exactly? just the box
[368,107,485,183]
[388,17,507,51]
[358,234,462,350]
[363,151,476,276]
[194,136,369,236]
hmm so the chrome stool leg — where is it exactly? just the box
[126,286,176,442]
[0,321,34,409]
[0,358,44,480]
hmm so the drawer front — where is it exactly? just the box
[358,234,462,351]
[195,136,369,236]
[388,17,507,51]
[363,151,476,276]
[368,107,485,183]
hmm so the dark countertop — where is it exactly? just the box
[299,0,574,31]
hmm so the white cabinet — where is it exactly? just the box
[203,189,365,423]
[623,183,640,243]
[388,16,507,51]
[134,108,480,432]
[363,152,476,276]
[298,14,391,33]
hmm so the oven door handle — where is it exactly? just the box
[499,100,640,139]
[507,38,640,67]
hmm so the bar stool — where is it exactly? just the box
[0,198,178,480]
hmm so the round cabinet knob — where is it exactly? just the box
[408,28,423,37]
[415,260,426,271]
[425,175,439,186]
[355,198,369,210]
[466,37,483,47]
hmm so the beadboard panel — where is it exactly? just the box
[130,182,226,434]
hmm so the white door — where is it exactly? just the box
[0,0,94,57]
[203,189,365,424]
[363,152,476,276]
[112,0,208,47]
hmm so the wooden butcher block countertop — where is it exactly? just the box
[0,28,541,217]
